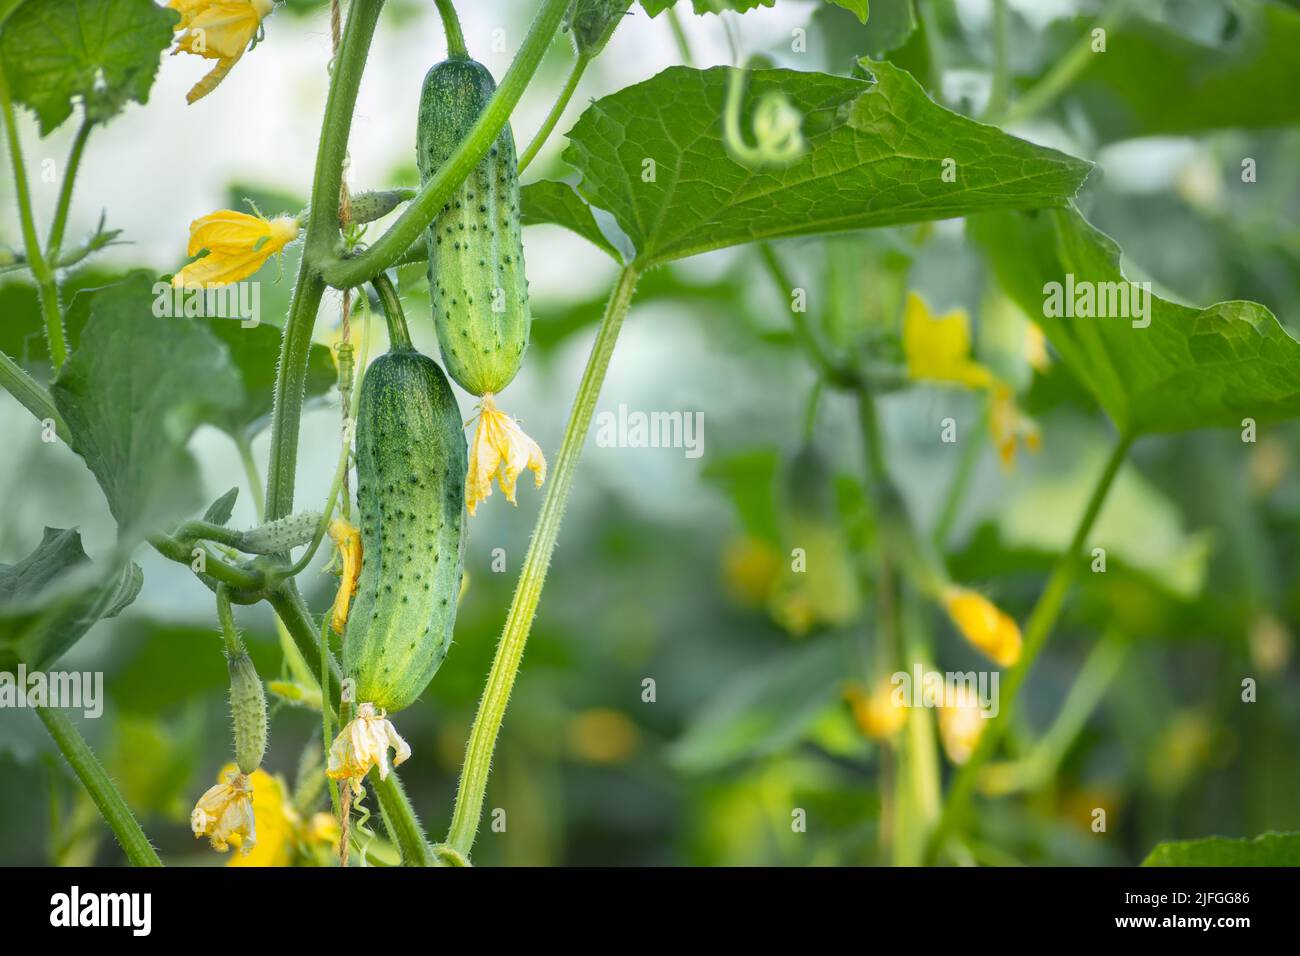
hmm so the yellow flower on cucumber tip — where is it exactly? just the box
[847,680,907,741]
[938,682,987,765]
[466,393,547,517]
[169,0,275,104]
[172,209,299,289]
[220,765,295,867]
[942,586,1022,667]
[328,517,362,636]
[902,291,994,389]
[191,768,256,854]
[326,702,411,795]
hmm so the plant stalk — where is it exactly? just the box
[37,707,162,867]
[446,264,640,856]
[518,53,589,174]
[434,0,469,59]
[46,116,93,260]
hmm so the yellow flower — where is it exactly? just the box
[466,394,547,516]
[191,769,256,854]
[942,586,1022,667]
[938,682,987,765]
[173,210,299,289]
[220,765,295,867]
[169,0,275,104]
[304,812,341,855]
[988,382,1041,471]
[326,702,411,795]
[328,518,362,635]
[847,680,907,741]
[903,292,994,389]
[1023,321,1051,373]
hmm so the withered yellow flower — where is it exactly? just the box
[170,0,275,104]
[902,292,994,389]
[173,210,299,289]
[988,382,1041,471]
[942,586,1022,667]
[328,517,362,635]
[847,680,908,741]
[466,394,547,516]
[221,765,295,867]
[191,769,256,854]
[938,682,986,765]
[326,702,411,795]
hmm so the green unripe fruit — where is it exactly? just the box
[227,650,267,774]
[236,511,321,554]
[417,57,530,398]
[342,348,467,713]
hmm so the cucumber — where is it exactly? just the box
[417,56,530,398]
[342,346,467,713]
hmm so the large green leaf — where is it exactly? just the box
[640,0,774,16]
[49,274,243,539]
[0,527,141,669]
[204,318,336,440]
[1056,0,1300,142]
[972,205,1300,436]
[560,62,1091,267]
[0,0,178,134]
[1143,831,1300,866]
[520,180,631,263]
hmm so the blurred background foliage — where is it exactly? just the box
[1,0,1299,866]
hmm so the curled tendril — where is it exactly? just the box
[722,66,806,168]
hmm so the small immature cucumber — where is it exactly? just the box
[417,56,530,398]
[228,650,267,774]
[343,347,467,713]
[236,511,321,554]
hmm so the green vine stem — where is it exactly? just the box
[264,0,383,521]
[434,0,469,59]
[446,264,641,857]
[45,115,93,260]
[926,431,1134,861]
[316,0,570,289]
[371,271,412,350]
[0,349,69,439]
[996,0,1130,126]
[0,63,67,369]
[518,53,590,174]
[36,707,162,867]
[665,5,694,66]
[372,771,434,866]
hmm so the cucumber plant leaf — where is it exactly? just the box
[559,62,1091,268]
[520,180,631,263]
[972,205,1300,436]
[204,318,336,440]
[50,274,244,540]
[0,0,178,134]
[640,1,774,16]
[1142,831,1300,867]
[1052,0,1300,142]
[0,527,142,670]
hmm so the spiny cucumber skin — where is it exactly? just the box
[228,651,267,774]
[343,349,466,713]
[417,58,530,398]
[238,511,321,554]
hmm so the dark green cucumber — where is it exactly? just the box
[343,348,466,713]
[417,56,530,398]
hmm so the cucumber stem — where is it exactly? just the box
[435,0,469,59]
[446,264,641,858]
[37,707,162,867]
[924,431,1134,861]
[518,53,590,174]
[371,272,413,351]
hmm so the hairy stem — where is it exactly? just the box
[371,271,412,350]
[37,707,162,867]
[318,0,570,289]
[434,0,469,59]
[372,772,434,866]
[518,53,589,174]
[446,264,640,857]
[0,349,68,439]
[926,432,1133,860]
[46,116,93,259]
[264,0,383,521]
[0,65,67,369]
